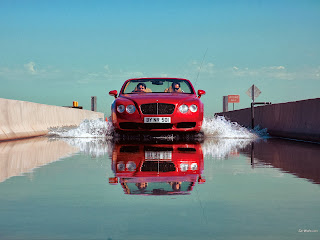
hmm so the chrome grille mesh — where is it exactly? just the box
[140,103,175,115]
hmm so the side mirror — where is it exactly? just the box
[109,90,118,98]
[197,90,206,98]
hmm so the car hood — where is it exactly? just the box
[120,93,197,105]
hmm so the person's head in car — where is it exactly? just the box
[136,83,147,92]
[172,82,181,92]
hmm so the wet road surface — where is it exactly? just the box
[0,136,319,240]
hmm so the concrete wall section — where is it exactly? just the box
[216,98,320,142]
[0,98,104,141]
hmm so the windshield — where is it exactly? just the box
[122,79,194,94]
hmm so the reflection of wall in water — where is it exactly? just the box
[242,139,320,184]
[0,138,78,183]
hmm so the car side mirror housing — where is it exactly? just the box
[109,90,118,98]
[197,90,206,98]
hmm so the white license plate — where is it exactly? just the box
[145,151,172,160]
[144,117,171,123]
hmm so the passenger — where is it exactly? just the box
[134,83,147,92]
[165,82,184,93]
[133,83,152,93]
[171,182,182,192]
[136,182,148,190]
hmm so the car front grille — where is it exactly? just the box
[140,103,175,115]
[141,161,176,172]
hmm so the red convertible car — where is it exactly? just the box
[109,78,205,132]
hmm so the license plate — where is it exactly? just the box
[144,117,171,123]
[145,151,172,160]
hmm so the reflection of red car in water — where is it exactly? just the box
[109,78,206,133]
[109,142,205,195]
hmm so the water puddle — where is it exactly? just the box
[1,117,319,239]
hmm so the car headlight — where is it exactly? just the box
[190,163,198,170]
[126,161,136,171]
[179,104,189,113]
[189,104,198,113]
[180,163,189,172]
[117,105,125,113]
[126,105,136,114]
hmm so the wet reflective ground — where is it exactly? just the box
[0,137,319,240]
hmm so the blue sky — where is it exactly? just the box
[0,0,319,116]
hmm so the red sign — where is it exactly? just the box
[228,95,240,103]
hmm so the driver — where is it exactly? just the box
[165,82,184,93]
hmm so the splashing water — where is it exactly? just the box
[201,116,258,139]
[202,138,252,159]
[60,138,113,158]
[49,118,113,138]
[47,116,264,159]
[48,119,113,157]
[49,116,261,140]
[200,116,267,159]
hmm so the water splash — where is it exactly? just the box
[47,117,263,160]
[252,125,270,138]
[49,116,262,140]
[202,116,258,139]
[49,118,113,138]
[202,138,252,159]
[59,138,113,158]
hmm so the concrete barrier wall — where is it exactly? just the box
[216,98,320,142]
[0,98,104,141]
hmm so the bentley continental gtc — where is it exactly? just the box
[109,78,206,133]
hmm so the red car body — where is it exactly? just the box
[108,142,205,195]
[109,78,205,132]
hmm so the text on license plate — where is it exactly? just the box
[144,117,171,123]
[145,151,172,160]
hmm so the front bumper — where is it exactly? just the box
[112,112,203,132]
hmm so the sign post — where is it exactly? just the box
[228,95,240,110]
[246,85,261,129]
[223,96,228,112]
[246,84,261,103]
[91,96,97,112]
